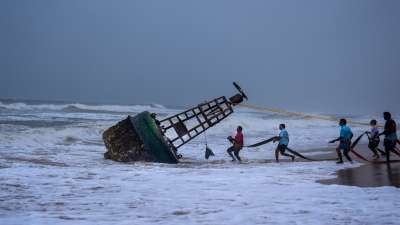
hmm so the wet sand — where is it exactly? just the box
[316,144,400,188]
[185,144,400,188]
[319,162,400,188]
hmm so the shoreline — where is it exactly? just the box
[312,144,400,188]
[243,144,400,188]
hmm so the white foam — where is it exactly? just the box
[0,101,168,114]
[0,156,399,225]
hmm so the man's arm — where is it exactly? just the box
[365,131,371,140]
[379,121,392,136]
[227,136,235,144]
[329,137,340,143]
[273,136,280,143]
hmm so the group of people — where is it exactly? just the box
[226,112,398,164]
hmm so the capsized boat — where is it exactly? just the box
[103,82,248,163]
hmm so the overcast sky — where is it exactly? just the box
[1,0,399,114]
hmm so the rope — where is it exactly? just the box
[204,129,208,147]
[350,139,400,163]
[245,137,275,148]
[390,148,400,157]
[285,147,315,161]
[245,136,332,161]
[350,149,371,162]
[351,133,365,149]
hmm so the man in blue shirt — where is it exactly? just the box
[329,118,353,164]
[274,124,295,162]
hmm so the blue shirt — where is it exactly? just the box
[340,125,353,141]
[279,129,289,146]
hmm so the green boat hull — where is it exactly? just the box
[103,111,179,164]
[131,111,179,163]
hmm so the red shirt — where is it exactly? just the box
[235,132,244,147]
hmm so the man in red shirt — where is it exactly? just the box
[227,126,244,161]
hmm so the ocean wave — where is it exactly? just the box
[0,101,167,114]
[61,105,130,114]
[0,125,105,149]
[0,120,75,128]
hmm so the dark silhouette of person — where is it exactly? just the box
[379,112,398,164]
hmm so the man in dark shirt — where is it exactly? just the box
[380,112,398,163]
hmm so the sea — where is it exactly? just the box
[0,99,399,225]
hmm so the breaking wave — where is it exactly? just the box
[0,101,167,114]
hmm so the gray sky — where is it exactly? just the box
[1,0,399,114]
